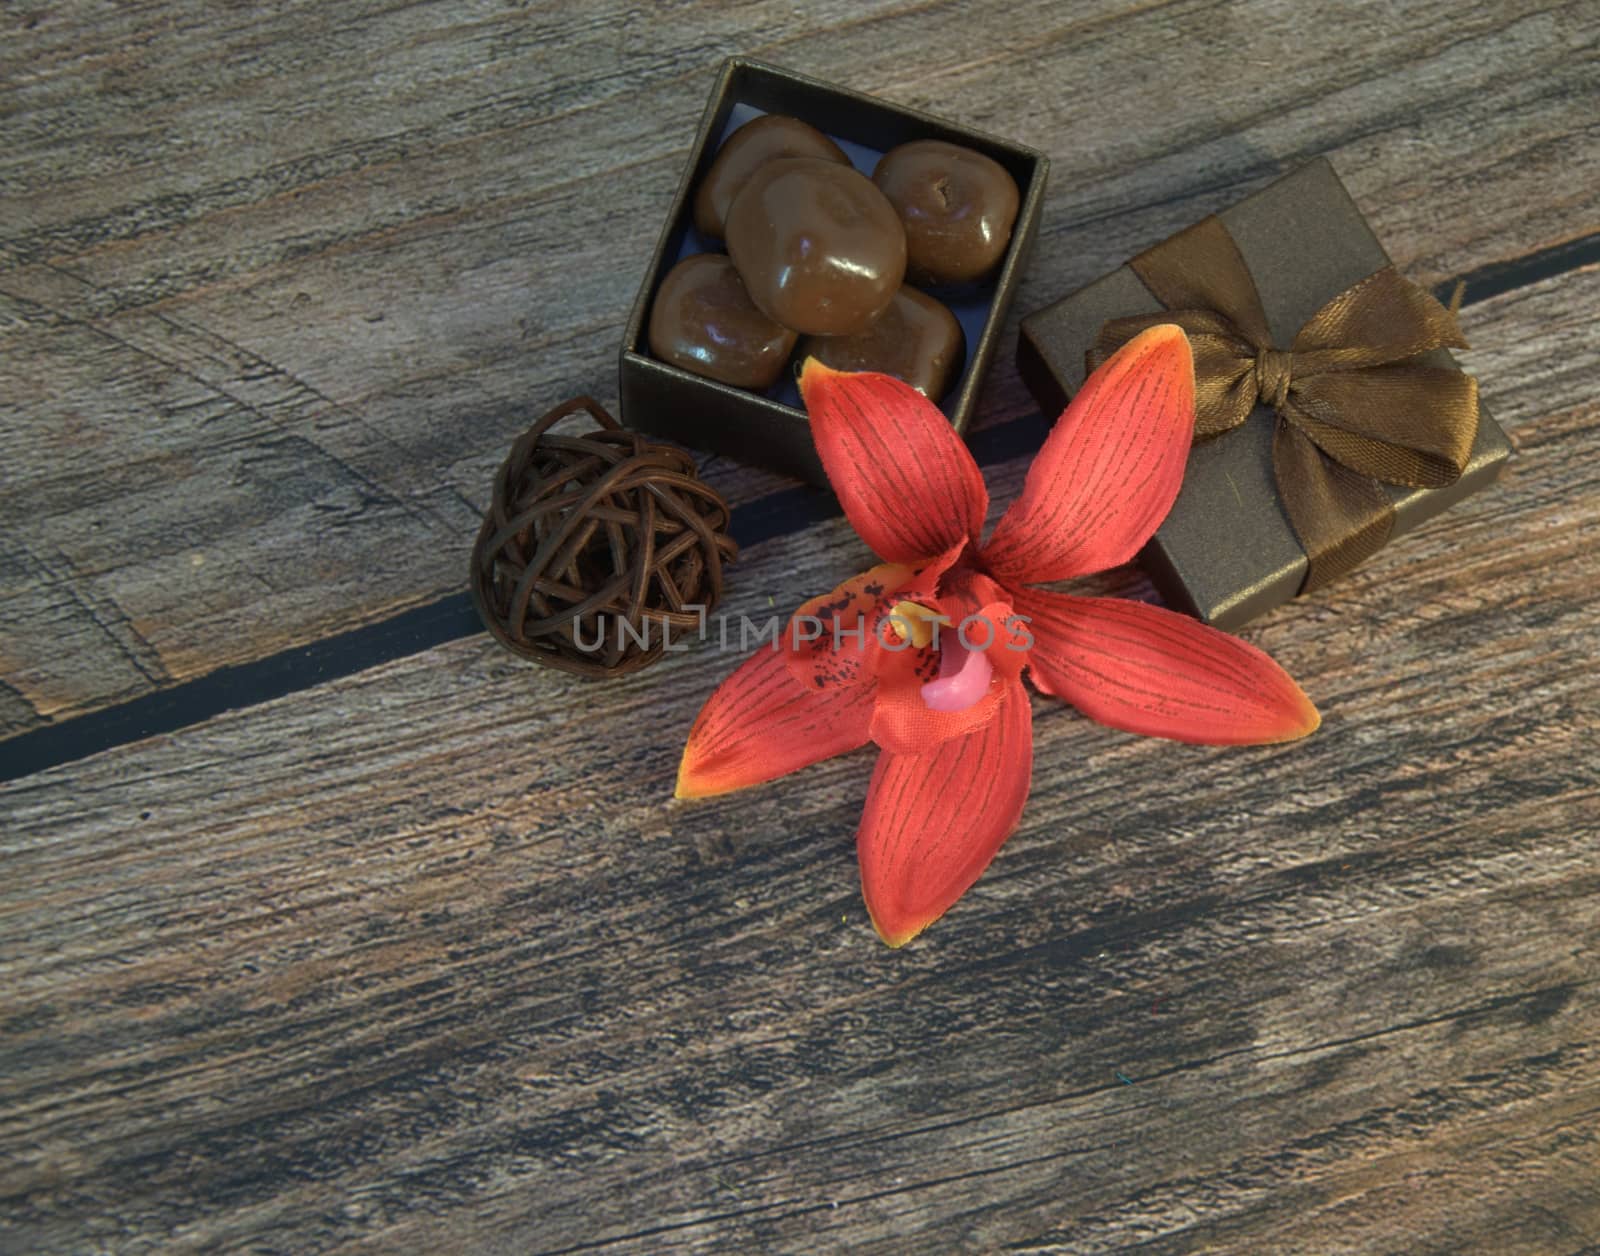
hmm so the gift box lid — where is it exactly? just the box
[1017,158,1512,629]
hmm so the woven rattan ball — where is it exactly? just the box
[470,397,737,678]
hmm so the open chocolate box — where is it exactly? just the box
[619,57,1049,486]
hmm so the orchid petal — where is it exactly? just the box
[984,324,1195,582]
[960,599,1031,684]
[858,680,1033,946]
[800,360,988,564]
[785,561,916,692]
[1013,588,1319,745]
[677,644,874,799]
[784,544,966,694]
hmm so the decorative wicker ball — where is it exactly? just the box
[470,397,737,679]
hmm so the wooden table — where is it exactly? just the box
[3,2,1597,1251]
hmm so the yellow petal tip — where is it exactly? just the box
[674,772,713,802]
[673,749,706,800]
[797,355,842,399]
[673,756,742,801]
[1267,690,1321,744]
[868,907,927,949]
[1300,697,1322,737]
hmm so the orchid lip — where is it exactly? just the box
[921,639,993,713]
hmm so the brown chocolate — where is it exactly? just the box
[692,114,849,239]
[873,140,1019,285]
[647,253,797,389]
[799,286,965,402]
[725,158,907,336]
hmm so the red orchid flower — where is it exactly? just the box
[676,325,1318,946]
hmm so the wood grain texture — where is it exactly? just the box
[2,0,1598,737]
[2,255,1597,1252]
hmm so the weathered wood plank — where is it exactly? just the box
[2,0,1597,737]
[1,263,1595,1252]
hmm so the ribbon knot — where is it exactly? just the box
[1254,348,1293,410]
[1090,216,1480,594]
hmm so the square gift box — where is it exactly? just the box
[619,57,1049,486]
[1017,159,1512,629]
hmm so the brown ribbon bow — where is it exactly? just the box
[1090,216,1480,593]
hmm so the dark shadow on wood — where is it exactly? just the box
[1,238,1583,785]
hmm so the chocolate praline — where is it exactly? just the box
[799,286,966,402]
[648,253,796,390]
[692,114,849,239]
[725,158,907,336]
[873,139,1020,285]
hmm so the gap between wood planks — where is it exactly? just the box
[3,230,1596,786]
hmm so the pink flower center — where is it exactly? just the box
[920,636,993,713]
